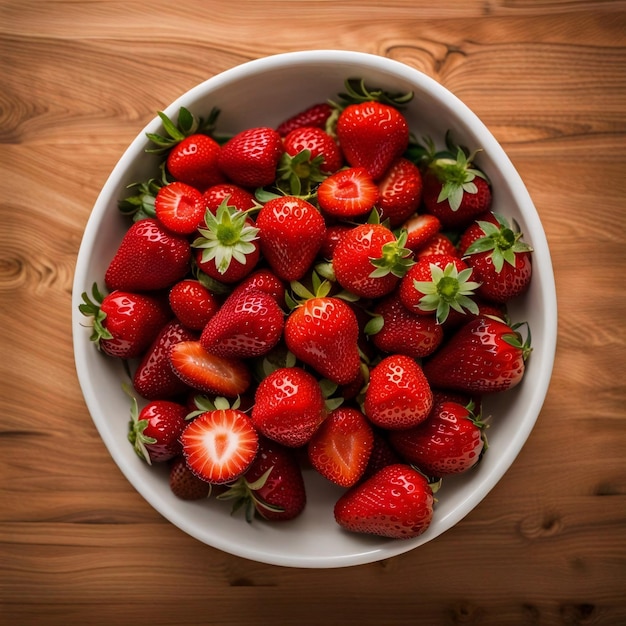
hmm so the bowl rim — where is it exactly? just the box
[72,49,558,568]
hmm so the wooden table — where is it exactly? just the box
[2,2,625,624]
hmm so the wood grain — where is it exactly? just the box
[2,1,626,625]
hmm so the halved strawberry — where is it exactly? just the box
[402,213,442,253]
[169,340,251,397]
[180,408,259,484]
[316,167,379,219]
[308,407,374,487]
[154,181,206,235]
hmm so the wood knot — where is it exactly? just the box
[449,600,484,624]
[518,509,563,540]
[559,603,596,624]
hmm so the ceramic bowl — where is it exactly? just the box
[72,50,557,568]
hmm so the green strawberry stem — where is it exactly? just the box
[412,262,481,324]
[275,149,328,197]
[145,106,221,153]
[78,283,113,346]
[123,383,156,465]
[193,200,259,275]
[464,213,534,272]
[369,229,415,279]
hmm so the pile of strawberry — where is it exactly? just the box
[80,78,533,540]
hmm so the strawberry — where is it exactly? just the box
[133,319,197,399]
[200,289,284,359]
[319,224,352,259]
[422,145,492,229]
[203,183,258,214]
[154,181,206,235]
[229,268,286,308]
[316,167,379,219]
[251,367,326,447]
[180,408,259,484]
[459,211,533,303]
[376,157,423,227]
[104,218,191,292]
[276,102,333,137]
[308,406,374,487]
[363,354,433,430]
[360,429,402,483]
[127,396,188,464]
[255,196,326,281]
[218,436,306,521]
[402,213,442,253]
[192,199,260,284]
[334,464,434,539]
[398,254,481,324]
[168,456,212,500]
[278,126,343,195]
[422,316,532,394]
[416,232,459,258]
[145,106,223,191]
[218,126,284,188]
[168,279,220,331]
[79,283,171,359]
[331,222,414,298]
[368,293,444,359]
[169,340,251,397]
[336,101,410,180]
[166,134,224,191]
[389,400,486,476]
[284,278,361,385]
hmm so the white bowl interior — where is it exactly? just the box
[72,50,557,568]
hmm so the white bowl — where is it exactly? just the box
[72,50,557,568]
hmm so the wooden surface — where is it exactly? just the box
[2,1,626,624]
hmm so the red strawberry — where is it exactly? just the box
[336,101,410,180]
[169,340,251,397]
[180,408,259,484]
[79,283,171,359]
[332,222,414,298]
[422,146,492,228]
[316,167,379,219]
[200,289,284,359]
[319,224,352,260]
[284,281,361,385]
[308,407,374,487]
[229,268,286,308]
[334,464,434,539]
[389,400,486,477]
[133,319,197,399]
[402,213,442,253]
[104,218,191,292]
[422,316,532,394]
[251,367,326,447]
[283,125,343,174]
[154,181,206,235]
[256,196,326,281]
[146,106,223,191]
[363,354,433,430]
[127,397,188,464]
[276,102,333,137]
[168,279,220,331]
[416,232,459,258]
[166,134,224,191]
[398,254,480,324]
[192,199,260,284]
[360,429,403,483]
[369,293,444,359]
[168,456,212,500]
[218,126,284,188]
[376,157,423,227]
[218,437,306,521]
[203,182,258,214]
[458,211,533,303]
